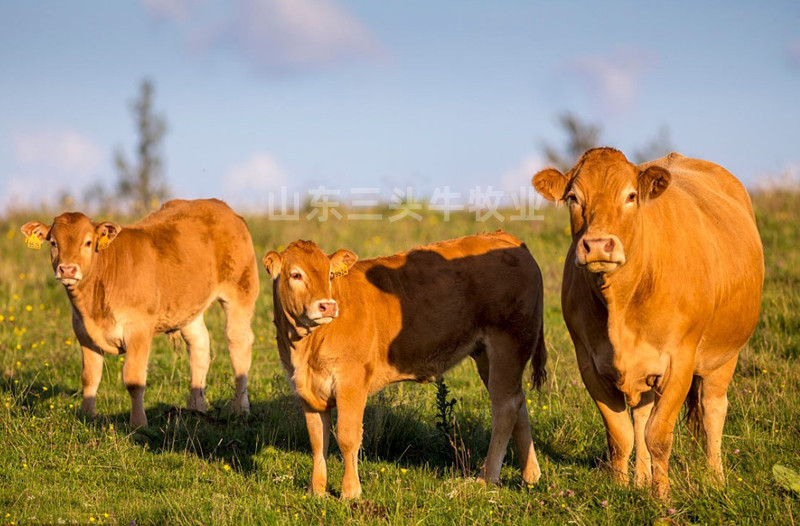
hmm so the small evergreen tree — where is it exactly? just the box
[115,79,169,215]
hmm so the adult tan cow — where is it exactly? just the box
[21,199,259,427]
[532,148,763,498]
[263,232,547,499]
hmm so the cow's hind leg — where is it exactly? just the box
[473,342,541,485]
[219,295,255,415]
[700,354,738,482]
[480,330,537,484]
[180,313,211,413]
[632,390,654,487]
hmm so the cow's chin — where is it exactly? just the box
[582,261,622,274]
[309,316,335,325]
[57,277,80,286]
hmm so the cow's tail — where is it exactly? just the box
[530,321,547,390]
[684,375,704,441]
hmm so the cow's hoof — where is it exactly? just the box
[187,392,208,413]
[129,414,148,428]
[232,394,250,416]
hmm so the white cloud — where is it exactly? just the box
[498,155,547,208]
[220,152,289,209]
[144,0,384,75]
[500,155,545,197]
[569,49,651,114]
[2,129,105,210]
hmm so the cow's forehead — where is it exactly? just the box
[572,159,637,195]
[51,212,93,235]
[284,240,329,270]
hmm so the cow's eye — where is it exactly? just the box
[290,272,303,281]
[626,192,638,204]
[84,240,92,247]
[565,192,578,206]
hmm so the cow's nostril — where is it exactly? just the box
[582,239,591,253]
[604,238,615,254]
[319,303,327,313]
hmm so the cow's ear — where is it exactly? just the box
[94,222,121,250]
[532,168,569,203]
[638,166,671,201]
[20,221,51,249]
[329,249,358,270]
[263,251,283,279]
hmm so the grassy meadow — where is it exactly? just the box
[1,189,799,525]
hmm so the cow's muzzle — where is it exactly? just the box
[308,299,338,324]
[56,264,82,285]
[576,234,625,273]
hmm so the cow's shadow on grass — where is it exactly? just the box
[102,389,594,488]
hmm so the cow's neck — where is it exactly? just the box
[64,251,116,328]
[587,238,654,316]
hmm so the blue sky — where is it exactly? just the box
[1,0,798,212]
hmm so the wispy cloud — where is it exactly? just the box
[143,0,384,75]
[2,129,105,209]
[220,152,288,209]
[568,49,652,114]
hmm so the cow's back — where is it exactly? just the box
[333,232,543,379]
[103,199,258,330]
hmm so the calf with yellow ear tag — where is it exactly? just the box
[20,199,259,428]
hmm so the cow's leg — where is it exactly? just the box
[481,330,530,485]
[475,335,542,485]
[575,343,633,483]
[645,357,695,499]
[80,346,104,417]
[180,314,210,413]
[700,354,738,482]
[335,384,367,499]
[303,402,332,496]
[512,399,542,484]
[632,390,654,487]
[122,330,153,427]
[219,298,254,415]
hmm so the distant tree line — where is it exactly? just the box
[540,112,673,172]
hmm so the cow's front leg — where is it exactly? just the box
[335,384,367,499]
[122,330,153,427]
[303,403,332,496]
[80,345,104,417]
[575,344,634,483]
[645,356,695,499]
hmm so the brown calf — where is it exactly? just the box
[263,232,547,499]
[22,199,259,427]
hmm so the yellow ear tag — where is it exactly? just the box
[331,262,349,279]
[97,234,111,251]
[25,232,42,250]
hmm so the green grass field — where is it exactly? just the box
[1,190,798,525]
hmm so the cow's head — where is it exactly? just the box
[532,147,671,274]
[21,213,121,287]
[263,240,358,333]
